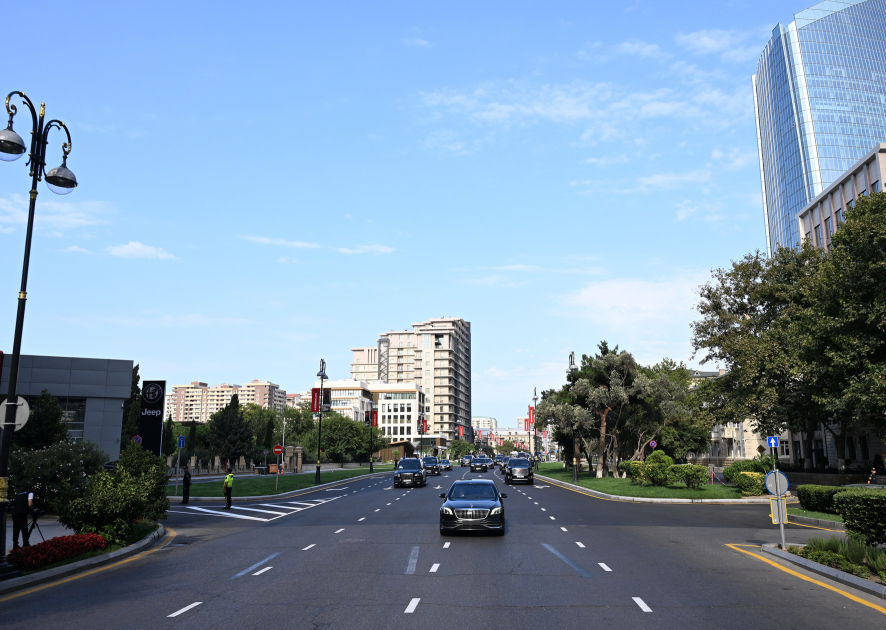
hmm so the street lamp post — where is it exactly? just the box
[567,352,579,483]
[0,92,78,561]
[532,387,539,472]
[315,360,327,484]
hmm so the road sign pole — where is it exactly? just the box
[175,446,181,498]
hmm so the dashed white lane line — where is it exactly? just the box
[541,508,547,511]
[405,598,421,613]
[430,564,440,573]
[358,517,365,521]
[549,516,556,520]
[599,563,612,572]
[387,502,392,505]
[396,498,401,500]
[443,542,451,548]
[335,528,345,533]
[405,546,420,574]
[302,544,316,551]
[253,567,273,576]
[534,502,539,505]
[232,552,280,579]
[168,602,202,618]
[633,597,652,612]
[560,527,568,532]
[576,542,585,548]
[375,509,381,512]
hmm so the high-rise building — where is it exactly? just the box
[472,416,497,430]
[351,317,471,441]
[166,379,287,423]
[753,0,886,253]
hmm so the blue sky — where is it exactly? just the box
[0,1,805,426]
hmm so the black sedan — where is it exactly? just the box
[439,479,507,535]
[440,459,453,471]
[394,458,427,487]
[423,456,441,476]
[504,457,534,484]
[470,457,490,472]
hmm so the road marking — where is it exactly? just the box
[576,542,585,548]
[534,502,538,505]
[375,509,380,512]
[168,602,202,618]
[405,598,421,613]
[633,597,652,612]
[528,497,532,499]
[232,507,288,516]
[405,546,420,574]
[541,508,546,511]
[232,552,280,579]
[335,528,345,533]
[599,563,612,571]
[387,503,392,505]
[302,544,316,551]
[396,498,401,500]
[541,544,592,578]
[326,487,349,491]
[259,504,303,511]
[550,516,556,520]
[444,542,451,548]
[181,506,269,521]
[725,543,886,615]
[430,563,440,573]
[253,567,273,576]
[560,527,568,532]
[358,517,365,521]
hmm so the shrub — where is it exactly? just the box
[801,549,870,579]
[6,533,106,571]
[833,489,886,546]
[116,443,170,522]
[59,470,155,545]
[643,450,674,487]
[866,546,886,574]
[797,485,845,513]
[671,464,709,490]
[733,471,765,496]
[617,460,644,484]
[8,440,107,512]
[723,458,767,482]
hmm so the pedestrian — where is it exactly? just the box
[181,464,192,504]
[223,467,233,509]
[868,467,878,485]
[12,488,34,550]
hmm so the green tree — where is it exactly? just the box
[447,439,473,461]
[116,441,170,521]
[9,440,107,511]
[162,416,176,457]
[500,439,515,454]
[13,389,68,450]
[208,394,253,466]
[120,364,141,444]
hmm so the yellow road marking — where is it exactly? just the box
[0,527,177,603]
[786,520,844,532]
[725,543,886,616]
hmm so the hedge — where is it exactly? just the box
[617,460,643,484]
[733,471,765,496]
[671,464,709,490]
[797,485,845,514]
[834,489,886,546]
[722,459,767,482]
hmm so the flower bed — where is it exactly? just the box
[6,533,107,571]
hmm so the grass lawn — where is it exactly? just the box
[167,466,392,498]
[536,462,743,499]
[787,507,843,523]
[21,520,159,576]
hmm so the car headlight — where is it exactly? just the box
[442,507,454,515]
[490,507,502,515]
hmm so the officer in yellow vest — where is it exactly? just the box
[223,468,233,509]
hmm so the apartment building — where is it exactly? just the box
[472,416,497,430]
[286,391,311,408]
[166,379,287,423]
[371,382,426,441]
[351,317,471,442]
[312,379,374,423]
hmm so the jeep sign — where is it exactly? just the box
[138,380,166,456]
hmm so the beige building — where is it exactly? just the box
[798,143,885,250]
[472,416,497,430]
[312,379,374,423]
[351,317,471,442]
[166,379,287,423]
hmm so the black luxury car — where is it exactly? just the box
[461,455,473,467]
[394,458,427,487]
[494,455,504,467]
[499,456,510,469]
[470,457,490,472]
[423,456,441,476]
[504,457,534,484]
[439,479,507,535]
[440,459,453,471]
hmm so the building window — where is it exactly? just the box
[805,231,812,242]
[780,443,789,457]
[874,181,881,193]
[847,437,856,461]
[847,199,855,211]
[860,189,867,197]
[835,208,843,224]
[824,217,832,244]
[793,440,801,459]
[860,435,869,460]
[814,224,823,246]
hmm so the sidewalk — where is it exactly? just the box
[4,515,74,551]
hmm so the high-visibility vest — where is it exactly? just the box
[225,473,234,488]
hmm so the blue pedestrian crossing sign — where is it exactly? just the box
[178,435,186,448]
[767,436,779,448]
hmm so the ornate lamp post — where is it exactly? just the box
[314,360,328,484]
[0,92,78,561]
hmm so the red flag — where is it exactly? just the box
[311,388,321,413]
[371,410,378,427]
[459,425,464,437]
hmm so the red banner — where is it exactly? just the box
[459,425,464,437]
[371,410,378,427]
[478,430,483,439]
[311,388,321,413]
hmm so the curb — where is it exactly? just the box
[0,523,166,596]
[535,474,784,504]
[177,470,392,503]
[787,514,845,530]
[761,544,886,600]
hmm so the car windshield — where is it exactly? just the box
[448,483,498,500]
[440,460,450,464]
[398,460,421,470]
[509,459,529,467]
[424,458,438,464]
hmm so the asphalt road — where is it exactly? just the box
[2,467,883,628]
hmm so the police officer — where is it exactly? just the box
[223,468,233,509]
[12,488,34,550]
[181,464,192,504]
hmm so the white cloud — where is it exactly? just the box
[675,28,768,63]
[712,147,756,171]
[617,40,671,59]
[336,244,394,255]
[62,245,90,253]
[107,241,176,260]
[404,38,432,48]
[583,154,629,166]
[0,194,109,236]
[241,236,320,248]
[638,169,711,190]
[277,257,298,264]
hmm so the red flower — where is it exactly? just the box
[7,533,107,571]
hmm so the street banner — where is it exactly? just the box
[364,410,371,427]
[311,388,321,412]
[422,419,428,433]
[138,380,166,456]
[529,406,534,429]
[371,410,378,427]
[459,425,464,437]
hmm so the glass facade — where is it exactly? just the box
[754,0,886,253]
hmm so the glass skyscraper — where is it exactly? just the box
[754,0,886,253]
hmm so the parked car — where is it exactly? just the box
[504,457,534,484]
[423,456,441,476]
[439,479,506,536]
[394,458,427,487]
[440,459,453,471]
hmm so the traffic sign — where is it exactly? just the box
[132,435,143,445]
[273,444,283,456]
[2,397,30,432]
[649,440,657,449]
[765,470,789,496]
[178,435,186,449]
[767,436,779,448]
